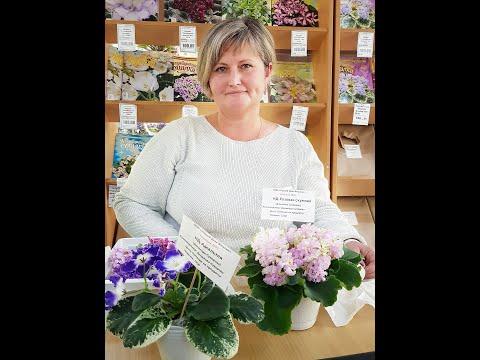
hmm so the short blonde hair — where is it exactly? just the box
[197,17,276,98]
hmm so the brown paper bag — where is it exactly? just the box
[337,124,375,177]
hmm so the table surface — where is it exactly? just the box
[105,304,375,360]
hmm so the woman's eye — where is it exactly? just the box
[215,67,226,72]
[241,64,252,69]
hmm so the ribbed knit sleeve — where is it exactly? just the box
[113,121,182,237]
[294,133,367,244]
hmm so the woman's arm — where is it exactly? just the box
[113,122,182,237]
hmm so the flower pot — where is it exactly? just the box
[157,325,211,360]
[291,297,321,331]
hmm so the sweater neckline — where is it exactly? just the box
[199,115,282,144]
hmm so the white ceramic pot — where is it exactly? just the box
[290,297,321,331]
[157,325,211,360]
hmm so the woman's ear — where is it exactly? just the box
[265,62,273,78]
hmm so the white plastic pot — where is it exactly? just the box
[290,297,321,331]
[157,325,211,360]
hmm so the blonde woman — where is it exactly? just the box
[114,17,375,279]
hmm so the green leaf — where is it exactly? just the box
[178,270,200,288]
[236,263,262,277]
[187,286,229,321]
[239,245,253,256]
[131,292,162,312]
[106,297,144,337]
[286,269,306,286]
[247,272,267,289]
[341,247,363,264]
[252,284,302,335]
[186,315,239,359]
[199,276,214,298]
[303,277,343,307]
[122,307,172,348]
[228,293,265,324]
[333,259,362,290]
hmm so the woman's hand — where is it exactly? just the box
[345,241,375,279]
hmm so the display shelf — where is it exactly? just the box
[339,28,375,52]
[105,101,326,125]
[338,104,375,124]
[331,0,375,202]
[105,20,327,50]
[105,1,335,244]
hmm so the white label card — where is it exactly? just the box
[116,177,128,187]
[182,105,198,117]
[357,32,374,58]
[117,24,136,51]
[344,144,362,159]
[352,103,370,125]
[291,30,307,57]
[119,104,137,129]
[342,211,358,226]
[179,26,197,53]
[177,215,241,291]
[261,188,315,222]
[290,106,308,131]
[108,185,119,208]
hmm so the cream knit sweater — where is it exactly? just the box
[114,116,366,253]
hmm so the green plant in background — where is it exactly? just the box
[223,0,272,26]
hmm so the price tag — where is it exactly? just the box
[261,188,315,223]
[352,103,370,125]
[179,26,197,54]
[344,144,362,159]
[357,32,374,58]
[291,30,307,57]
[290,105,308,131]
[119,103,137,129]
[177,215,241,291]
[182,105,198,117]
[117,24,136,51]
[108,185,119,208]
[116,177,128,187]
[342,211,358,226]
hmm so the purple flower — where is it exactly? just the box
[105,276,125,310]
[173,0,214,22]
[272,0,318,27]
[155,250,192,274]
[251,224,344,286]
[105,0,158,21]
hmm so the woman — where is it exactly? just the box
[114,17,375,279]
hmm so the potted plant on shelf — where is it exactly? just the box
[237,223,364,335]
[105,236,265,360]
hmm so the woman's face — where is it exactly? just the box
[208,44,272,112]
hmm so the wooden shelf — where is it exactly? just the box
[105,101,326,125]
[106,178,116,186]
[336,177,375,197]
[105,20,327,50]
[339,29,375,52]
[338,104,375,124]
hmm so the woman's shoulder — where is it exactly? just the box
[166,115,209,133]
[273,124,311,147]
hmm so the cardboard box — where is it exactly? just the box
[337,197,375,248]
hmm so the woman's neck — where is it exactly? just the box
[213,110,263,141]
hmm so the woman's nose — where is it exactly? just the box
[228,69,241,86]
